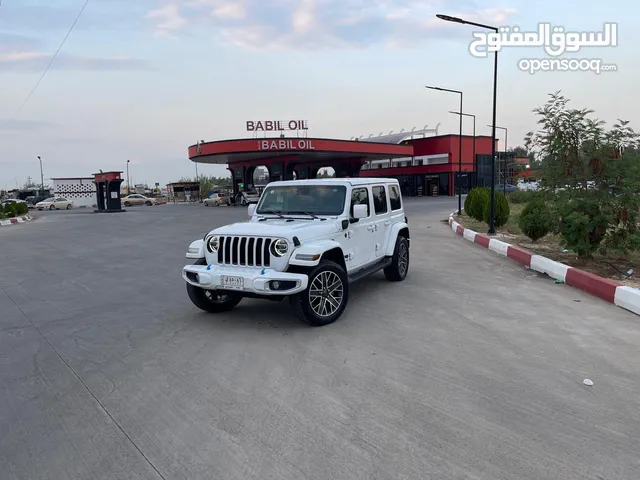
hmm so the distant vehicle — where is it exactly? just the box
[1,199,28,207]
[237,191,261,206]
[496,183,519,193]
[36,197,73,210]
[204,193,231,207]
[122,194,155,207]
[24,196,37,208]
[517,180,539,192]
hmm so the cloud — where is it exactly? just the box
[144,4,189,35]
[0,33,149,73]
[0,119,56,135]
[0,52,149,73]
[143,0,517,49]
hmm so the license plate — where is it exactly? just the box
[221,275,244,290]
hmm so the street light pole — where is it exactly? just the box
[126,160,130,195]
[436,14,498,235]
[488,125,508,193]
[425,85,463,214]
[450,111,476,188]
[37,156,44,196]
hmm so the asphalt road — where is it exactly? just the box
[1,199,639,480]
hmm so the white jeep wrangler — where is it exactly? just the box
[182,178,410,326]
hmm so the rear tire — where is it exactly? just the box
[384,236,409,281]
[290,260,349,326]
[186,259,242,313]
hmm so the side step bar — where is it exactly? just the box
[348,257,392,283]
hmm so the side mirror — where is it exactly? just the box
[248,204,256,217]
[353,204,368,219]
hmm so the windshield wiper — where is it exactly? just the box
[288,211,320,219]
[259,207,285,219]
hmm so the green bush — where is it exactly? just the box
[483,190,510,227]
[518,198,554,242]
[15,202,29,215]
[557,196,609,258]
[507,190,539,204]
[3,202,17,217]
[466,187,489,222]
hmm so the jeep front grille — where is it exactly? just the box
[217,236,272,267]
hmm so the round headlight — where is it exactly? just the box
[271,238,288,257]
[206,236,220,253]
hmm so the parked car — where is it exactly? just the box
[35,197,73,210]
[204,193,231,207]
[236,191,261,206]
[495,183,519,193]
[1,199,28,207]
[122,194,155,207]
[182,178,410,326]
[24,196,37,209]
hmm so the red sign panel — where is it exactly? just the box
[246,120,308,131]
[93,172,121,183]
[257,139,316,151]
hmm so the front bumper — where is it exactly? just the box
[182,264,308,296]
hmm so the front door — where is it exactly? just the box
[345,186,375,269]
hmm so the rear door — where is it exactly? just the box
[383,183,404,253]
[370,184,391,259]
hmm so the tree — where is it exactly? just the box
[524,91,640,257]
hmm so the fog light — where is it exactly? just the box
[271,281,280,290]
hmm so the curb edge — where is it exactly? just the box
[448,210,640,317]
[0,214,33,227]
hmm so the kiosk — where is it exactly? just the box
[93,171,126,213]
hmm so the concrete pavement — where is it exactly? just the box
[1,199,639,480]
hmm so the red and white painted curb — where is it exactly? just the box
[448,211,640,317]
[0,215,32,226]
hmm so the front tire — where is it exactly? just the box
[290,260,349,326]
[186,259,242,313]
[145,201,152,206]
[66,204,72,209]
[124,202,131,207]
[49,205,55,210]
[384,236,409,281]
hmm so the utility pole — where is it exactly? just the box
[37,156,44,196]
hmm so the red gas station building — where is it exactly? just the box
[188,122,497,199]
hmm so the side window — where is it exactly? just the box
[389,185,402,210]
[350,188,369,217]
[372,186,388,215]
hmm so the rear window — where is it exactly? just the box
[372,186,388,215]
[389,185,402,210]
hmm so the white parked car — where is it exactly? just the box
[36,197,73,210]
[122,194,155,207]
[204,193,231,207]
[182,178,410,326]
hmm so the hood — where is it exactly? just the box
[209,217,342,241]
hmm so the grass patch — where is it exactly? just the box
[454,203,640,288]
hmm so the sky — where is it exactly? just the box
[0,0,637,189]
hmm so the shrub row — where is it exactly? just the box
[1,202,29,218]
[464,187,510,227]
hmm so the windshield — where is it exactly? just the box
[256,185,347,216]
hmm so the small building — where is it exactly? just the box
[167,182,201,203]
[51,177,97,208]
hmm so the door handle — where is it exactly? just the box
[367,225,375,231]
[384,221,391,226]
